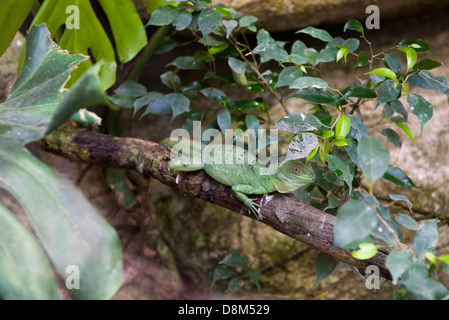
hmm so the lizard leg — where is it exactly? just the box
[231,185,263,220]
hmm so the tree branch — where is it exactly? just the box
[39,126,391,280]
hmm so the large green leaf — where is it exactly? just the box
[26,0,147,89]
[0,138,123,299]
[357,136,389,183]
[0,202,59,299]
[0,24,87,143]
[0,0,35,57]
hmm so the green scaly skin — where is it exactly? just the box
[164,140,315,219]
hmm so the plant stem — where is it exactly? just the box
[128,25,172,81]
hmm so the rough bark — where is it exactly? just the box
[39,126,391,280]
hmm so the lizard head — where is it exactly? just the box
[274,158,315,193]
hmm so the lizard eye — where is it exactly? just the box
[293,167,299,173]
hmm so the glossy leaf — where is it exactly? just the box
[143,93,190,121]
[335,115,351,138]
[314,253,337,287]
[397,47,417,73]
[395,122,415,144]
[0,202,59,299]
[286,132,319,160]
[326,154,353,192]
[0,24,87,143]
[366,68,397,81]
[354,51,369,68]
[381,128,402,148]
[408,70,449,95]
[223,20,237,38]
[375,79,402,108]
[290,77,328,89]
[198,8,222,38]
[219,249,249,267]
[253,42,288,62]
[275,112,323,134]
[343,86,377,98]
[147,4,179,25]
[351,243,378,260]
[383,54,402,76]
[383,165,418,188]
[394,214,419,231]
[414,220,438,255]
[296,26,333,42]
[167,56,204,70]
[275,66,303,88]
[413,58,442,71]
[0,138,123,299]
[408,93,433,137]
[357,136,389,182]
[389,194,413,212]
[334,200,378,248]
[385,250,412,284]
[343,19,364,32]
[398,39,430,53]
[173,10,192,31]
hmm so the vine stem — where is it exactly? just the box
[228,38,290,114]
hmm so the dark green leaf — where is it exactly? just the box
[0,138,123,299]
[0,202,59,299]
[357,136,389,182]
[161,70,181,90]
[383,54,402,76]
[346,115,367,141]
[228,57,247,74]
[398,39,430,52]
[343,38,360,52]
[253,43,288,62]
[317,46,339,63]
[314,253,337,287]
[413,58,442,71]
[413,220,438,254]
[389,194,413,212]
[383,165,418,188]
[249,269,261,291]
[223,19,237,38]
[134,92,162,116]
[226,277,243,292]
[296,26,333,42]
[143,93,190,121]
[326,154,353,192]
[385,250,412,284]
[388,100,408,121]
[394,214,419,231]
[354,51,369,68]
[381,128,402,148]
[343,19,364,32]
[286,132,318,160]
[401,272,448,300]
[212,265,235,285]
[147,5,179,26]
[343,86,377,98]
[275,112,323,134]
[245,113,260,133]
[375,79,401,108]
[304,48,319,66]
[275,66,303,88]
[290,77,328,90]
[220,249,249,267]
[115,80,147,97]
[167,56,204,70]
[407,93,433,136]
[290,87,335,105]
[239,15,258,28]
[334,200,378,248]
[173,10,192,31]
[217,109,231,132]
[198,8,222,38]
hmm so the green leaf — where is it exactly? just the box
[239,15,258,28]
[0,0,35,57]
[70,109,102,126]
[333,137,352,147]
[0,202,59,299]
[317,46,339,63]
[304,48,319,66]
[198,8,222,38]
[413,58,442,71]
[366,68,397,81]
[381,128,402,148]
[398,39,430,53]
[0,24,88,143]
[228,57,247,74]
[220,249,249,267]
[275,112,323,134]
[217,109,231,132]
[115,80,147,97]
[354,51,369,68]
[407,93,433,137]
[253,43,288,62]
[413,220,438,255]
[385,250,412,284]
[223,19,237,38]
[143,93,190,121]
[167,56,204,70]
[343,19,364,32]
[394,122,415,144]
[249,269,261,291]
[389,194,413,212]
[32,0,147,89]
[357,136,389,182]
[106,168,137,209]
[319,140,330,164]
[0,138,123,299]
[346,115,367,141]
[275,66,303,88]
[245,113,260,133]
[296,26,333,42]
[335,115,351,138]
[343,86,377,98]
[394,214,419,231]
[314,253,337,287]
[321,130,335,139]
[289,77,328,90]
[147,4,179,25]
[334,200,378,248]
[212,265,235,285]
[173,10,192,31]
[383,54,402,76]
[46,65,110,134]
[289,40,308,64]
[401,272,448,300]
[286,132,319,160]
[326,154,353,193]
[397,47,417,73]
[375,79,401,108]
[351,243,378,260]
[226,277,243,292]
[161,70,181,90]
[134,92,162,116]
[383,165,418,188]
[290,87,336,106]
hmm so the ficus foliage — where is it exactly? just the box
[0,0,448,300]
